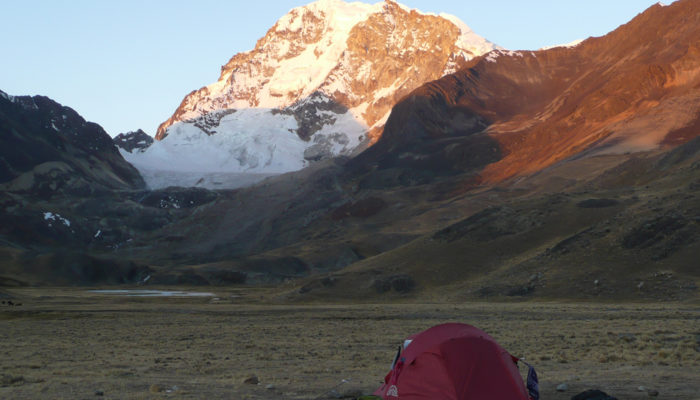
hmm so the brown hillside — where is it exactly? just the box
[358,0,700,183]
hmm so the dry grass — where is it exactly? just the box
[0,288,698,399]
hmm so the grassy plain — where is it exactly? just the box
[1,288,699,399]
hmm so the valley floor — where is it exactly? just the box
[1,288,699,399]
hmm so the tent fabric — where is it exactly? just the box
[374,323,531,400]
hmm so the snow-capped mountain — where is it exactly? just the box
[124,0,497,189]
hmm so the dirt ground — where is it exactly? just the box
[1,288,699,399]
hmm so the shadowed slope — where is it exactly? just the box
[0,91,145,192]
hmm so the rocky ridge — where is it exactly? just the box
[113,129,154,154]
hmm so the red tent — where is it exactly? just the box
[373,323,534,400]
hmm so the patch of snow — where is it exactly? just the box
[94,230,101,238]
[484,49,524,63]
[43,212,71,227]
[540,39,584,51]
[373,78,407,101]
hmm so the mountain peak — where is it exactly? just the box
[156,0,497,139]
[273,0,375,34]
[137,0,497,189]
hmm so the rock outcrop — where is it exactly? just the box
[113,129,154,154]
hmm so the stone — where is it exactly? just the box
[556,383,569,392]
[571,389,618,400]
[243,375,259,385]
[637,386,647,391]
[94,390,104,396]
[648,390,659,397]
[265,384,275,390]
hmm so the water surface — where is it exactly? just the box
[89,289,215,297]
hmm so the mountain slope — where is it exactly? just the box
[354,0,700,185]
[116,0,700,300]
[0,90,156,285]
[3,2,700,301]
[126,0,497,189]
[0,90,145,193]
[290,138,700,302]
